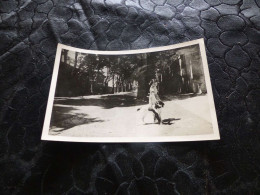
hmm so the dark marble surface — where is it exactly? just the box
[0,0,260,194]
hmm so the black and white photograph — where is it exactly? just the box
[42,39,220,142]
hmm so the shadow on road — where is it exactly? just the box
[54,94,148,109]
[54,93,206,109]
[50,106,104,134]
[161,93,206,101]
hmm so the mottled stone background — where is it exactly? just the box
[0,0,260,194]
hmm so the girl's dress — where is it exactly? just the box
[149,86,158,109]
[148,85,162,123]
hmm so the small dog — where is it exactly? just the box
[155,100,164,109]
[137,101,164,124]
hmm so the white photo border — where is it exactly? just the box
[41,38,220,143]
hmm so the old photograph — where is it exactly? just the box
[41,39,220,142]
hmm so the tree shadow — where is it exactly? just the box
[161,93,206,101]
[54,93,207,110]
[54,94,148,109]
[49,106,104,134]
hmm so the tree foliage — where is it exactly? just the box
[63,49,180,97]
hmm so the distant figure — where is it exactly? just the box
[148,79,164,124]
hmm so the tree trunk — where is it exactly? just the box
[137,76,147,99]
[64,50,68,64]
[90,81,93,94]
[137,53,149,99]
[74,52,78,69]
[112,74,115,94]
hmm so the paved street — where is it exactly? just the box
[49,92,213,137]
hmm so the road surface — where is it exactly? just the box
[49,92,214,137]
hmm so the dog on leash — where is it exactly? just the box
[137,101,164,124]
